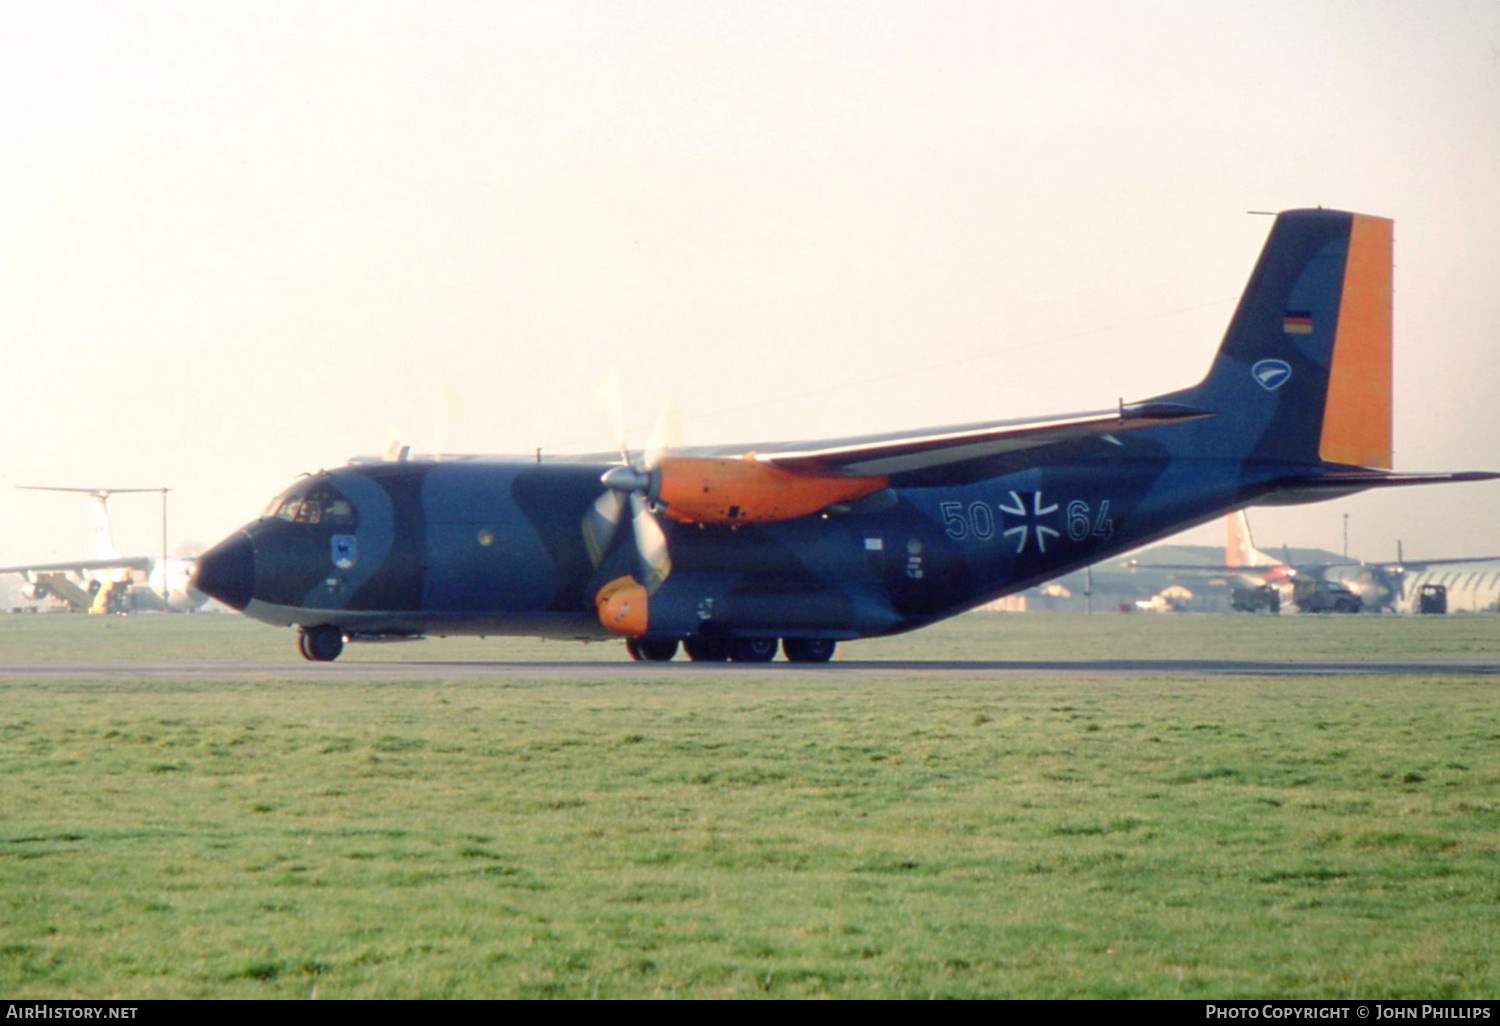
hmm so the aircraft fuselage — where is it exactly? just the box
[201,447,1273,644]
[193,209,1496,660]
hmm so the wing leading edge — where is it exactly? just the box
[0,557,154,575]
[740,401,1210,479]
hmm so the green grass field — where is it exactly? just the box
[4,606,1500,663]
[1,613,1497,998]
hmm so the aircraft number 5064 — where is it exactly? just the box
[940,495,1113,552]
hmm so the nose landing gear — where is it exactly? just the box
[298,624,345,662]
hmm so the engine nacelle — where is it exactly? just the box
[654,458,887,524]
[595,576,649,637]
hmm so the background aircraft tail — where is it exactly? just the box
[16,485,143,560]
[1159,208,1393,470]
[1225,511,1279,569]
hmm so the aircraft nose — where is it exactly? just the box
[193,530,255,611]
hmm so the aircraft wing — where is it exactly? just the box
[1128,562,1259,574]
[1135,553,1500,573]
[0,556,153,575]
[1388,555,1500,569]
[741,401,1210,479]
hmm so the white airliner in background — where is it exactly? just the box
[0,486,205,613]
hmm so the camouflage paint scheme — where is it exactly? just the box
[192,209,1493,661]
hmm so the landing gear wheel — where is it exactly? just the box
[627,638,678,662]
[782,637,836,663]
[729,637,777,663]
[683,638,729,662]
[298,625,344,662]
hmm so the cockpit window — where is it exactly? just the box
[263,478,357,526]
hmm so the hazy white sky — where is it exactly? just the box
[2,0,1498,567]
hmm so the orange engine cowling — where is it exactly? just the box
[655,458,888,524]
[596,576,649,637]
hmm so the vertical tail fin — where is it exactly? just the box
[1316,214,1393,467]
[1225,511,1278,569]
[1162,209,1393,469]
[87,492,120,561]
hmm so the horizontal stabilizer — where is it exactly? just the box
[1262,469,1500,505]
[17,486,164,495]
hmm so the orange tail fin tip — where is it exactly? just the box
[1318,214,1393,469]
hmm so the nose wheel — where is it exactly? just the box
[298,625,345,662]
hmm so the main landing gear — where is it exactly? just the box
[298,624,345,662]
[626,637,837,663]
[625,638,680,662]
[780,637,836,663]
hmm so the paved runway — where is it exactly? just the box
[2,656,1498,681]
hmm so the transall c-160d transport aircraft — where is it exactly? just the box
[193,208,1495,662]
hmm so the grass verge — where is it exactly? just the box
[1,652,1495,997]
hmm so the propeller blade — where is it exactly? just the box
[382,423,412,463]
[594,368,629,464]
[582,489,627,566]
[643,398,682,472]
[630,492,672,593]
[585,375,676,585]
